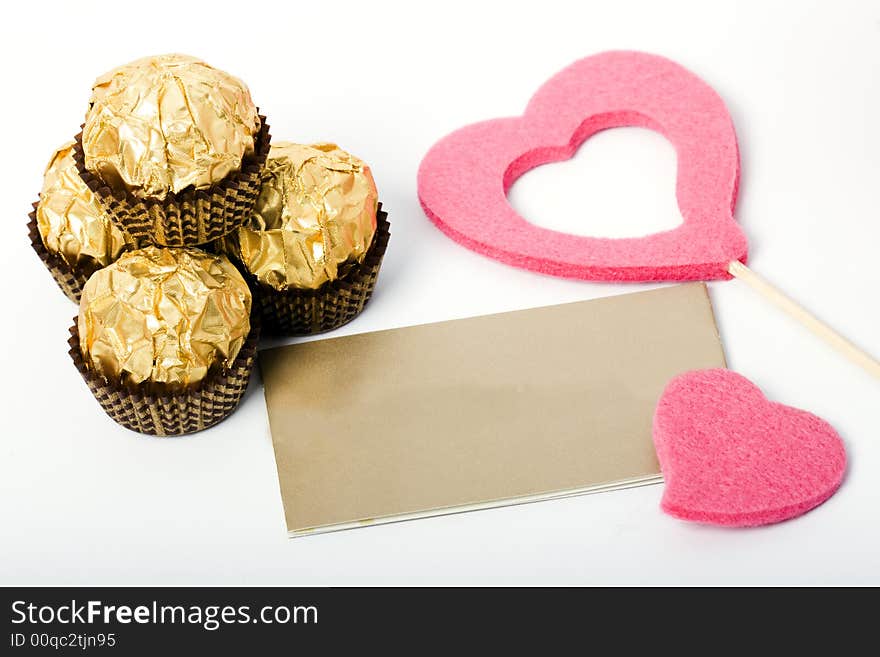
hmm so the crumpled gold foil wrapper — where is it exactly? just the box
[226,142,378,290]
[36,142,129,270]
[82,54,259,200]
[78,247,252,388]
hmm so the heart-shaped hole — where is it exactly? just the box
[506,127,683,239]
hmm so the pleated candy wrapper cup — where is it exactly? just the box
[69,319,260,436]
[27,201,92,304]
[72,113,271,248]
[245,204,390,335]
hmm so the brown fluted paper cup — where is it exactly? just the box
[249,205,390,336]
[72,114,271,248]
[27,202,91,303]
[69,320,260,436]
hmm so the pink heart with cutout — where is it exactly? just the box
[418,51,748,281]
[653,369,846,527]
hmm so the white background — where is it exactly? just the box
[1,0,878,585]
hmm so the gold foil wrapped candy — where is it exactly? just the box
[36,142,128,271]
[78,247,252,388]
[82,54,260,199]
[227,142,379,290]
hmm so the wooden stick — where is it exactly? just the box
[727,260,880,379]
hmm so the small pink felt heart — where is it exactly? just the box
[418,51,748,281]
[653,369,846,527]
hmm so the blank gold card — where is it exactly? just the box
[260,283,726,537]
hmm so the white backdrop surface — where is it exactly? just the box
[1,0,878,585]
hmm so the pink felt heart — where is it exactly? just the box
[653,369,846,527]
[418,51,749,281]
